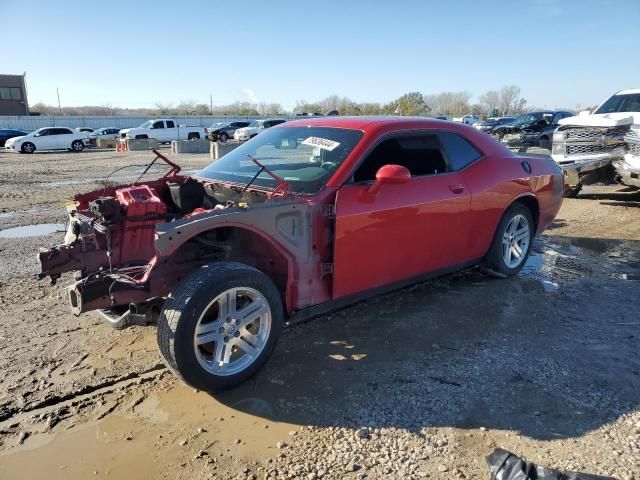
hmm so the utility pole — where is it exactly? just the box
[210,95,213,116]
[56,88,62,115]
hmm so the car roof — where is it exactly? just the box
[617,88,640,95]
[281,116,459,131]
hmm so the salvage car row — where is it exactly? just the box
[466,89,640,196]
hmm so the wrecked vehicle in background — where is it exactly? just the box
[552,89,640,197]
[493,111,573,150]
[37,117,564,392]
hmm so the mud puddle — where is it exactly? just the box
[0,380,298,480]
[0,223,65,238]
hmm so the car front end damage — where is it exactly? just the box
[551,124,630,190]
[37,151,312,326]
[613,128,640,187]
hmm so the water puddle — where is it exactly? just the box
[0,223,65,239]
[521,236,638,289]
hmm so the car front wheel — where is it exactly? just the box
[157,262,283,391]
[218,132,228,142]
[71,140,84,152]
[483,203,534,277]
[21,142,35,154]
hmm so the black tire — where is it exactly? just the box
[157,262,283,391]
[135,135,148,139]
[250,134,257,139]
[564,184,582,198]
[71,140,84,152]
[21,142,35,154]
[218,132,228,142]
[187,133,200,140]
[483,203,534,278]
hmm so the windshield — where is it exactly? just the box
[138,120,153,128]
[196,126,364,194]
[594,93,640,114]
[210,122,226,128]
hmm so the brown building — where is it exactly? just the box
[0,74,29,116]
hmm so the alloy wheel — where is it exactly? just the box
[502,214,530,268]
[193,287,271,376]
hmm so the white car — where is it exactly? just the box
[233,119,286,141]
[119,119,205,142]
[4,127,89,154]
[89,127,121,143]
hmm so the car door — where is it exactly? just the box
[33,128,56,150]
[53,128,74,149]
[150,120,166,140]
[165,120,176,141]
[332,132,473,299]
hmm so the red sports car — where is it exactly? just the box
[38,117,564,390]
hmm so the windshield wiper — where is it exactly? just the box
[243,154,291,197]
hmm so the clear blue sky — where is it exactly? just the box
[1,0,638,111]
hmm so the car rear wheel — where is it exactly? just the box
[21,142,35,154]
[71,140,84,152]
[483,203,534,278]
[157,262,283,391]
[218,132,228,142]
[538,135,551,150]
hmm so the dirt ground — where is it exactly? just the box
[0,147,638,480]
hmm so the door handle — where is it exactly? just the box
[449,184,465,194]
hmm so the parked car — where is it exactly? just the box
[492,111,559,146]
[4,127,89,153]
[453,115,480,125]
[0,128,27,147]
[206,121,250,142]
[552,89,640,196]
[473,117,516,133]
[233,119,286,141]
[38,117,563,391]
[89,127,121,145]
[119,119,206,142]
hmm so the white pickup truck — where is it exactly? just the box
[551,89,640,196]
[119,119,206,142]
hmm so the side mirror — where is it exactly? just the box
[367,164,411,195]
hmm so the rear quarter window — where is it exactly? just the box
[437,132,482,171]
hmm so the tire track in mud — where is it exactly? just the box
[0,364,166,426]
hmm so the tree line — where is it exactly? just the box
[29,86,534,117]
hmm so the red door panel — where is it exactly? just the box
[332,173,472,299]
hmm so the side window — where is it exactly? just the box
[37,129,50,136]
[166,120,175,128]
[437,132,482,171]
[353,134,448,183]
[0,88,11,100]
[52,128,72,135]
[152,121,165,129]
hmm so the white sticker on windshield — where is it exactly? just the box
[301,136,340,151]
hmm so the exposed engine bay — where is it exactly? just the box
[37,150,294,322]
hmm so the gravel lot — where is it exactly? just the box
[0,147,638,480]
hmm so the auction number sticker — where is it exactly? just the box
[301,137,340,151]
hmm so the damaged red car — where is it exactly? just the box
[38,117,564,391]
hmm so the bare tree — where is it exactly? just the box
[154,102,173,115]
[479,90,500,115]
